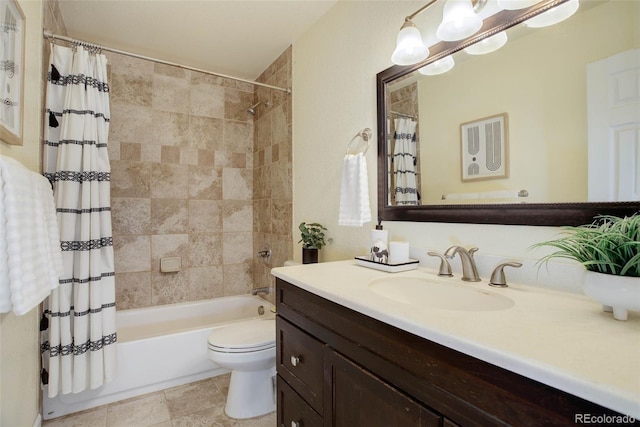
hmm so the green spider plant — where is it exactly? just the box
[531,214,640,277]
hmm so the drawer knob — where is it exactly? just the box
[290,355,302,367]
[291,421,301,427]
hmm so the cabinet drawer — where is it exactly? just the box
[277,375,322,427]
[277,316,324,413]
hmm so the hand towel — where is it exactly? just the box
[0,155,64,316]
[338,153,372,227]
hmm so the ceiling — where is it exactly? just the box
[56,0,338,81]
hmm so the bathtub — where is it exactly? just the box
[42,295,274,420]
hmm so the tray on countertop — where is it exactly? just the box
[354,256,419,273]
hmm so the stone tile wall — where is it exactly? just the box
[108,54,258,309]
[252,47,293,303]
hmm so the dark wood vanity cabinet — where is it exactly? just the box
[275,278,626,427]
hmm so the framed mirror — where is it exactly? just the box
[377,0,639,226]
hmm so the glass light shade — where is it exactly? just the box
[524,0,579,28]
[418,56,455,76]
[391,22,429,65]
[496,0,540,10]
[436,0,483,42]
[464,31,508,55]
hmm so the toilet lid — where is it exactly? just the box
[208,318,275,353]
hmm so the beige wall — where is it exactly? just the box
[292,1,566,264]
[0,0,44,426]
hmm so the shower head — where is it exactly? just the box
[247,101,270,115]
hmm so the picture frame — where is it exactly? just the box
[0,0,25,146]
[460,113,509,182]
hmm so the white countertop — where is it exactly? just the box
[272,260,640,418]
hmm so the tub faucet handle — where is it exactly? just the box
[256,245,272,264]
[488,261,522,287]
[427,251,453,277]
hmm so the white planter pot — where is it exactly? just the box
[582,271,640,321]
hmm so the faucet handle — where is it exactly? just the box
[469,247,479,258]
[427,251,453,277]
[488,262,522,287]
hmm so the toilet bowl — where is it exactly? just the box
[207,317,276,419]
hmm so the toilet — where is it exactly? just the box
[207,317,276,419]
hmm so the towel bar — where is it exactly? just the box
[346,128,372,156]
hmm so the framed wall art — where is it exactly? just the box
[460,113,509,182]
[0,0,25,146]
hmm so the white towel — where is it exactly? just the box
[338,153,372,227]
[0,155,64,316]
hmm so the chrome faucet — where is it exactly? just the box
[444,246,481,282]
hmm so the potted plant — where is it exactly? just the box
[531,214,640,320]
[298,222,328,264]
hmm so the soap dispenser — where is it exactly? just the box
[370,218,389,263]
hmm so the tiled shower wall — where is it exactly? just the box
[107,52,292,310]
[252,48,293,303]
[108,56,255,309]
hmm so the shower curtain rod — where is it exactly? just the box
[389,111,417,120]
[43,30,292,94]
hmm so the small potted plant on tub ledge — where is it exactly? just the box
[298,222,329,264]
[531,214,640,321]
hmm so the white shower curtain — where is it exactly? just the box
[41,43,117,397]
[393,118,419,205]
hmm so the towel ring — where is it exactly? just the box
[346,128,372,156]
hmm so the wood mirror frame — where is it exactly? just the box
[376,0,639,226]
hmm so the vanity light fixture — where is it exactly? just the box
[391,0,487,66]
[464,30,508,55]
[524,0,579,28]
[496,0,541,10]
[436,0,485,42]
[391,20,430,65]
[418,55,455,75]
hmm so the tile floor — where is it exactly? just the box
[42,374,276,427]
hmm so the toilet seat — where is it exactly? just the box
[208,318,275,353]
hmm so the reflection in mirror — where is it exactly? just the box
[377,0,640,226]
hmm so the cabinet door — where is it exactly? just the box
[278,376,322,427]
[325,349,441,427]
[277,317,325,413]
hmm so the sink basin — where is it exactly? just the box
[369,277,515,312]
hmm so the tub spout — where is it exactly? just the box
[251,287,270,296]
